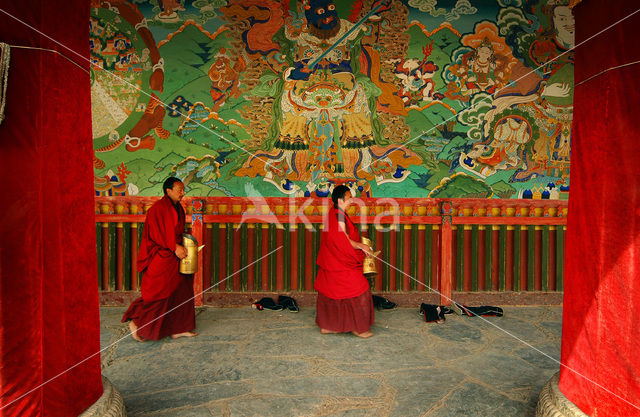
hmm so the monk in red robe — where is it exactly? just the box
[314,185,375,338]
[122,177,197,341]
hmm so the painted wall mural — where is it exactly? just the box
[91,0,573,199]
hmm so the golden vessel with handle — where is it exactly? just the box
[361,237,381,277]
[179,234,205,274]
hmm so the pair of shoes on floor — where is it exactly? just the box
[372,294,397,310]
[251,296,299,312]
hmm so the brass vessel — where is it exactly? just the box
[361,237,381,277]
[179,233,205,274]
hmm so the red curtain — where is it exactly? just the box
[0,0,103,415]
[560,1,640,416]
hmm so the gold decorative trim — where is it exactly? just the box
[536,372,589,417]
[79,376,127,417]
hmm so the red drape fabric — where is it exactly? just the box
[559,2,640,415]
[0,1,103,416]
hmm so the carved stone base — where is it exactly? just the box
[537,372,589,417]
[80,376,126,417]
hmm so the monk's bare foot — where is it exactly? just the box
[352,331,373,338]
[320,328,339,334]
[128,321,145,342]
[171,331,198,339]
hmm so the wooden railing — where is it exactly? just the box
[95,197,568,305]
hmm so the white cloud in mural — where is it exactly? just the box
[408,0,447,17]
[497,0,523,7]
[408,0,478,21]
[456,92,493,141]
[497,6,536,36]
[184,0,225,24]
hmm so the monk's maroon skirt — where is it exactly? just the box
[122,275,195,340]
[315,289,374,334]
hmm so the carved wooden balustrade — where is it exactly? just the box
[95,197,568,305]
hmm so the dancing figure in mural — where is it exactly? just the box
[391,41,441,106]
[208,47,246,113]
[228,0,420,195]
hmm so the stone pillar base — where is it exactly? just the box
[80,376,126,417]
[536,372,589,417]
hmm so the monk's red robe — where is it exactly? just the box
[314,207,369,299]
[137,195,185,301]
[122,195,195,340]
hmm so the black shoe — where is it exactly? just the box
[278,295,299,313]
[253,297,283,311]
[372,295,397,310]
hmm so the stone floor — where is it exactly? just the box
[99,305,562,417]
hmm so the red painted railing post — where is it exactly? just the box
[520,225,528,290]
[290,224,298,291]
[276,225,284,291]
[389,225,397,291]
[116,222,124,290]
[463,225,472,291]
[549,225,557,290]
[101,223,109,291]
[478,226,486,291]
[261,224,269,290]
[491,225,500,291]
[233,223,241,291]
[403,224,412,291]
[440,201,453,305]
[131,222,139,291]
[203,224,212,292]
[431,225,440,292]
[375,225,384,291]
[535,226,542,291]
[247,224,255,291]
[304,225,314,290]
[191,199,204,306]
[417,225,426,291]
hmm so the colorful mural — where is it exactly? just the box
[91,0,573,199]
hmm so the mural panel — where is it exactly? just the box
[92,0,573,199]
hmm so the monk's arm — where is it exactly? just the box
[338,221,373,255]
